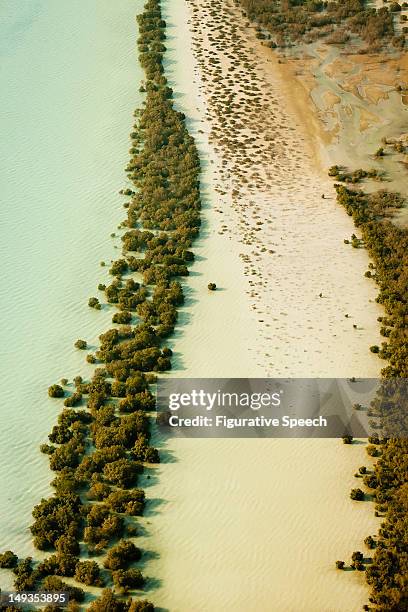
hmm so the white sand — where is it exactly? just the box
[139,1,384,611]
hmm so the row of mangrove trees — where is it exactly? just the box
[0,0,201,609]
[334,184,407,611]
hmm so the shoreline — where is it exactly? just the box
[1,2,199,608]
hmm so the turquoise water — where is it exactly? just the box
[0,0,142,582]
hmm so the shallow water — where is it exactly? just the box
[0,0,142,586]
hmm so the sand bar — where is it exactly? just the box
[140,1,384,610]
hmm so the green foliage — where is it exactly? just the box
[87,482,111,501]
[112,568,145,591]
[238,0,396,47]
[389,2,402,11]
[102,458,141,488]
[63,392,82,407]
[105,489,146,515]
[89,296,101,310]
[13,557,36,591]
[30,494,81,549]
[367,444,381,457]
[50,469,84,494]
[112,310,132,324]
[49,438,84,472]
[48,384,64,398]
[103,540,141,571]
[128,601,155,612]
[88,589,153,612]
[0,550,18,568]
[364,535,376,549]
[132,435,160,463]
[43,576,85,602]
[55,534,80,556]
[74,339,87,350]
[329,165,381,183]
[350,488,365,500]
[74,560,102,586]
[334,185,407,378]
[88,589,128,612]
[110,259,128,276]
[37,552,79,577]
[48,423,73,444]
[83,504,124,548]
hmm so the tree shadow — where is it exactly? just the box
[141,465,161,488]
[151,428,178,464]
[129,521,149,538]
[144,497,167,518]
[140,548,161,567]
[156,447,177,464]
[144,577,165,596]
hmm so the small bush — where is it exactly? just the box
[89,297,101,310]
[112,568,145,591]
[0,550,18,568]
[103,540,141,570]
[74,560,102,586]
[74,339,87,350]
[48,384,64,398]
[350,488,364,501]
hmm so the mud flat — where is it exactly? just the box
[272,13,408,220]
[140,1,385,611]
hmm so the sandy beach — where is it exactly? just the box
[139,1,385,610]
